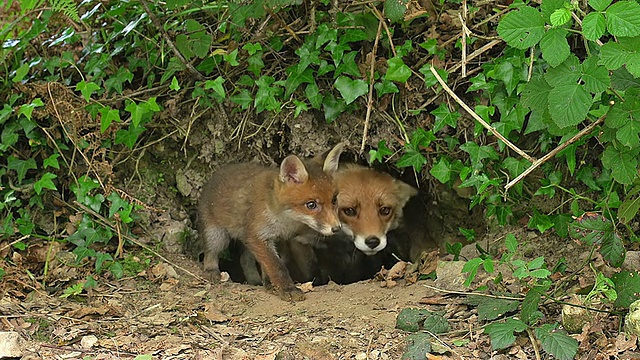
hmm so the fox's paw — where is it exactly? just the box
[276,287,305,302]
[206,269,222,283]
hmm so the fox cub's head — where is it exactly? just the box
[276,143,344,236]
[335,166,417,255]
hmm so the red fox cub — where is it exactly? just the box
[271,163,418,284]
[197,144,344,301]
[334,164,418,256]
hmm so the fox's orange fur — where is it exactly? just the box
[197,144,343,301]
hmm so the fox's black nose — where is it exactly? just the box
[331,225,341,234]
[365,236,380,249]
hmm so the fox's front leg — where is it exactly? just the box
[243,234,304,301]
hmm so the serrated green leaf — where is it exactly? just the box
[396,308,432,332]
[485,318,527,350]
[535,324,578,360]
[521,288,543,325]
[581,56,611,93]
[540,28,570,67]
[601,145,638,184]
[606,1,640,37]
[334,76,368,105]
[423,312,450,334]
[401,333,431,360]
[385,0,408,23]
[568,212,613,245]
[545,55,582,86]
[616,120,640,148]
[582,12,606,41]
[521,76,552,112]
[34,172,57,195]
[548,84,592,128]
[600,231,625,267]
[497,6,545,49]
[386,57,412,83]
[430,157,451,183]
[613,270,640,308]
[599,41,631,70]
[619,193,640,224]
[589,0,612,12]
[505,233,518,253]
[550,8,572,26]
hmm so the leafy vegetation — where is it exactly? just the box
[2,0,640,357]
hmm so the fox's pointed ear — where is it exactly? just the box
[394,180,418,207]
[280,155,309,184]
[322,142,345,174]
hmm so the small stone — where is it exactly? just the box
[81,335,98,349]
[0,332,25,358]
[355,352,367,360]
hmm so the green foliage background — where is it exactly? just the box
[2,0,640,357]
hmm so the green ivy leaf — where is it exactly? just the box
[334,76,368,105]
[497,6,545,50]
[34,172,57,195]
[535,324,578,360]
[17,98,44,121]
[7,156,37,183]
[12,63,30,83]
[606,1,640,37]
[386,57,412,82]
[374,80,399,97]
[528,209,554,233]
[204,76,226,99]
[431,103,460,132]
[110,261,124,279]
[334,51,361,77]
[540,28,570,67]
[368,140,393,164]
[229,89,253,110]
[430,157,451,183]
[322,93,347,123]
[396,149,426,172]
[75,80,101,102]
[99,106,121,133]
[43,153,60,169]
[460,142,499,169]
[115,125,146,149]
[305,83,323,109]
[484,318,527,350]
[548,84,592,128]
[169,76,180,91]
[582,12,606,41]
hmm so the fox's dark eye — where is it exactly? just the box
[342,207,357,217]
[305,201,318,210]
[332,194,338,206]
[380,207,391,216]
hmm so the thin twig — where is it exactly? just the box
[138,0,204,81]
[460,0,468,78]
[526,328,542,360]
[360,20,384,155]
[504,115,605,191]
[428,66,536,163]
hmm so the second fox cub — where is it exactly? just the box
[197,144,343,301]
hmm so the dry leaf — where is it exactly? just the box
[297,281,314,293]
